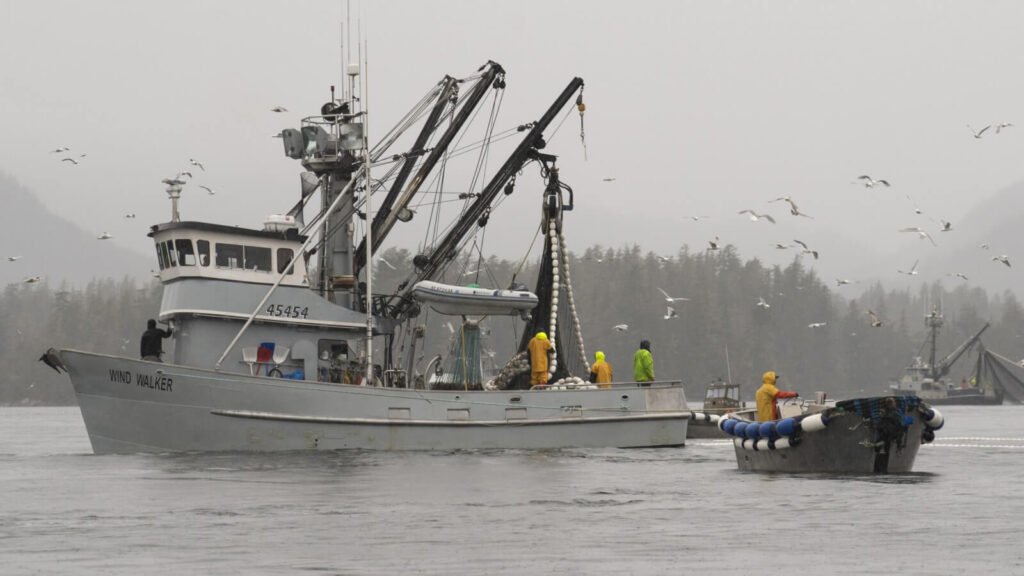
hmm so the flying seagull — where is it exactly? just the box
[948,272,969,281]
[897,260,920,276]
[738,209,776,224]
[177,171,194,180]
[657,287,689,304]
[685,215,708,222]
[708,236,720,251]
[967,124,990,139]
[771,196,812,218]
[993,255,1011,268]
[835,278,853,287]
[602,177,616,182]
[856,175,890,188]
[808,322,827,328]
[377,258,397,270]
[899,227,937,246]
[97,232,113,240]
[939,219,952,232]
[200,185,215,195]
[996,122,1014,134]
[189,158,205,171]
[50,146,70,153]
[125,213,136,219]
[756,297,771,309]
[271,106,288,113]
[61,158,79,165]
[773,243,793,250]
[7,256,22,262]
[979,243,990,250]
[664,306,679,320]
[23,276,42,284]
[613,324,629,332]
[868,309,883,327]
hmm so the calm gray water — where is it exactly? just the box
[1,405,1022,575]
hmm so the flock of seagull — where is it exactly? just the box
[601,122,1017,332]
[12,148,225,284]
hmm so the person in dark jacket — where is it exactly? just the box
[140,319,172,362]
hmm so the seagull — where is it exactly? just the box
[97,232,113,240]
[150,269,161,278]
[996,122,1013,134]
[61,158,79,165]
[771,196,812,218]
[613,324,629,332]
[979,243,990,250]
[939,219,952,232]
[189,158,205,171]
[460,268,479,277]
[49,146,70,153]
[7,256,22,262]
[738,209,776,224]
[602,177,616,182]
[708,236,720,251]
[657,287,689,304]
[801,249,819,260]
[177,171,193,180]
[899,227,937,246]
[664,306,679,320]
[897,260,919,276]
[756,297,770,309]
[585,255,604,263]
[967,124,990,139]
[808,322,827,328]
[271,106,288,113]
[993,255,1011,268]
[948,272,969,281]
[38,348,67,374]
[125,213,136,219]
[773,243,793,250]
[377,258,397,270]
[856,175,890,188]
[868,309,883,327]
[199,185,216,195]
[835,278,853,287]
[685,215,708,222]
[23,276,42,284]
[656,255,672,264]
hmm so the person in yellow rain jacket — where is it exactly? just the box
[755,370,799,421]
[528,331,552,385]
[590,351,613,388]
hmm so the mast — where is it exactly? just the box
[925,306,943,378]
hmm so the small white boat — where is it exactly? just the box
[412,280,538,316]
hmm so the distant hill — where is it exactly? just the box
[1,172,151,288]
[918,180,1024,294]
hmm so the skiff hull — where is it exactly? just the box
[60,349,689,453]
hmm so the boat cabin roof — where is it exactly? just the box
[148,221,308,286]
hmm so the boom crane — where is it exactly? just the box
[932,322,989,380]
[388,76,585,320]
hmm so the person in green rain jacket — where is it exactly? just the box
[633,339,654,382]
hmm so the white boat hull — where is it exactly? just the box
[61,350,689,453]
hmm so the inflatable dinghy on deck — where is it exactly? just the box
[412,280,538,316]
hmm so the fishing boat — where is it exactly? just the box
[888,308,1001,405]
[718,395,943,473]
[686,379,743,439]
[50,59,690,453]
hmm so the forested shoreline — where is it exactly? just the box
[2,244,1021,405]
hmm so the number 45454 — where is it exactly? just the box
[266,304,309,318]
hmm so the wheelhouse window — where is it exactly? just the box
[245,246,272,272]
[215,243,243,269]
[277,248,295,274]
[160,241,174,268]
[197,240,210,267]
[175,239,196,266]
[155,244,167,270]
[165,240,178,267]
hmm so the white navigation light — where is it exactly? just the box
[347,63,360,77]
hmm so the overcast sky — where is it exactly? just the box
[3,1,1024,291]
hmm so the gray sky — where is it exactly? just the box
[4,1,1024,292]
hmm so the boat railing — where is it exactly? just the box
[530,379,682,391]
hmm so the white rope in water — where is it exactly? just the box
[559,231,588,372]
